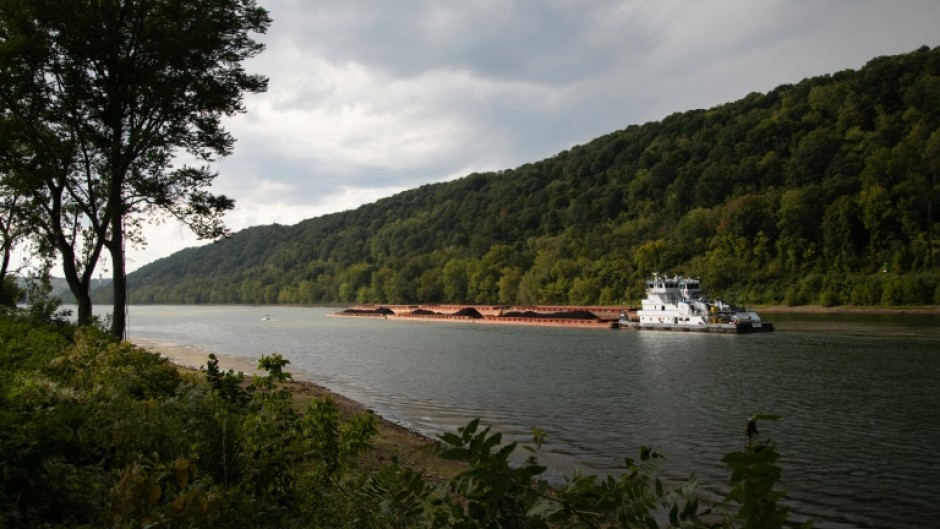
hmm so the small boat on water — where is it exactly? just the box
[619,275,773,333]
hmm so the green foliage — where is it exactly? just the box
[203,353,249,406]
[0,315,380,528]
[18,275,74,328]
[367,419,710,529]
[253,352,293,392]
[303,395,379,476]
[0,0,269,336]
[722,415,807,529]
[437,418,549,527]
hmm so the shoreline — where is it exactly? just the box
[753,304,940,314]
[123,302,939,315]
[132,338,460,478]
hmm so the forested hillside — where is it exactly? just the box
[126,46,940,307]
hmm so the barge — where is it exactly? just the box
[618,275,773,333]
[333,304,625,329]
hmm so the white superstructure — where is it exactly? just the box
[621,275,772,333]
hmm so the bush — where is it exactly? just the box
[849,275,883,305]
[880,276,903,305]
[0,318,70,372]
[783,286,805,306]
[0,315,381,528]
[899,273,937,305]
[819,288,841,307]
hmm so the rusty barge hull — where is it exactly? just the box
[332,304,630,330]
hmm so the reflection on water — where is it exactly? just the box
[119,305,940,529]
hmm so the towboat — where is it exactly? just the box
[619,275,773,333]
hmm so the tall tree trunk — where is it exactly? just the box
[59,242,93,326]
[74,287,94,327]
[47,179,99,327]
[108,215,127,340]
[0,240,12,305]
[0,203,16,304]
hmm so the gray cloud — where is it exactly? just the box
[267,0,658,84]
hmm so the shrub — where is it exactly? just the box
[819,288,841,307]
[783,286,805,306]
[723,415,793,529]
[880,276,903,305]
[849,275,882,305]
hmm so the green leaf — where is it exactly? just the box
[517,464,547,481]
[461,418,480,437]
[482,431,502,452]
[497,441,517,459]
[440,447,470,461]
[526,498,563,518]
[722,451,747,466]
[439,432,463,447]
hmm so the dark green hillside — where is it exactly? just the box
[127,46,940,306]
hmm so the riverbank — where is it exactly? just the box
[132,339,463,479]
[754,304,940,314]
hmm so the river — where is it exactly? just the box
[117,305,939,529]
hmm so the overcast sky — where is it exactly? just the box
[123,0,940,272]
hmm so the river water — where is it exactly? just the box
[119,305,939,529]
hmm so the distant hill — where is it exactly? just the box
[123,46,940,307]
[21,276,112,304]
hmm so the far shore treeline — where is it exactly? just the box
[121,46,940,307]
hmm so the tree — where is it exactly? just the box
[0,181,26,305]
[0,117,30,305]
[0,0,269,337]
[0,91,106,324]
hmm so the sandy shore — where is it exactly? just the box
[132,338,267,374]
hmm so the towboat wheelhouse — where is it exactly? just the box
[623,274,773,333]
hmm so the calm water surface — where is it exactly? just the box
[121,305,940,529]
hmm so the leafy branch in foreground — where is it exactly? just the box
[722,415,810,529]
[435,419,706,529]
[364,416,807,529]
